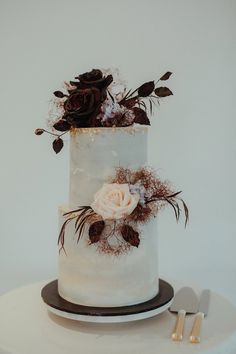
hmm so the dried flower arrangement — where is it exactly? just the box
[58,167,188,255]
[35,68,173,153]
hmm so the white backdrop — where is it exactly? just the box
[0,0,235,306]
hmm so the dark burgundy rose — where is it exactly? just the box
[61,69,113,127]
[76,69,113,89]
[64,88,101,112]
[78,69,103,82]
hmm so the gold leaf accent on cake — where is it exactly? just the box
[70,126,148,138]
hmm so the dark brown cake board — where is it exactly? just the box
[41,279,174,323]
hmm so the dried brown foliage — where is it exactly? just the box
[112,167,189,226]
[58,206,96,254]
[128,203,152,223]
[35,69,173,153]
[58,165,188,255]
[113,167,132,184]
[89,220,105,244]
[120,224,140,247]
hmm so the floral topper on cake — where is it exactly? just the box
[58,167,188,256]
[35,68,173,153]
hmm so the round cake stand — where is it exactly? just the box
[41,279,174,323]
[1,281,236,354]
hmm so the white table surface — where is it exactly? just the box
[0,280,236,354]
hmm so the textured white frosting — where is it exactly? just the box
[69,127,147,207]
[58,208,159,307]
[58,126,159,307]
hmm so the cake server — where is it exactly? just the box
[189,289,211,343]
[169,287,198,341]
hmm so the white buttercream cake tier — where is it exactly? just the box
[69,126,148,207]
[58,126,159,307]
[58,207,159,307]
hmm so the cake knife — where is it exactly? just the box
[169,287,199,341]
[189,289,211,343]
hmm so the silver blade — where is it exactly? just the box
[198,289,210,316]
[170,287,198,314]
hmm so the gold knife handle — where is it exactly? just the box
[189,312,204,343]
[172,309,186,341]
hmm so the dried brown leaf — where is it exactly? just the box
[52,138,64,154]
[160,72,172,81]
[154,87,173,97]
[53,91,66,98]
[35,128,44,135]
[121,224,140,247]
[89,220,105,243]
[53,119,71,132]
[181,199,189,227]
[132,107,150,125]
[138,81,155,97]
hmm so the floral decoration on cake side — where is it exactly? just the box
[35,68,173,153]
[58,167,188,255]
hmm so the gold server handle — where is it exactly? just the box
[189,312,205,343]
[171,309,186,341]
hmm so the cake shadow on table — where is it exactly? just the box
[47,308,172,336]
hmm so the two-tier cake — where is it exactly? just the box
[36,68,188,313]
